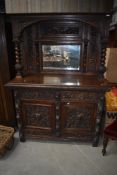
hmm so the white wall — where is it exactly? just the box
[106,48,117,82]
[5,0,113,13]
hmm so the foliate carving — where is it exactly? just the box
[14,88,104,143]
[14,90,20,120]
[55,96,61,137]
[14,90,25,141]
[61,91,98,102]
[93,95,104,146]
[47,26,80,35]
[83,40,88,72]
[18,88,56,100]
[88,43,98,72]
[87,27,99,72]
[21,25,40,75]
[18,88,98,102]
[65,108,91,128]
[27,27,33,73]
[24,104,51,127]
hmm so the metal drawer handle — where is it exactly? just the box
[35,113,41,117]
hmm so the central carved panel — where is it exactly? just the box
[65,108,91,128]
[46,26,80,35]
[21,99,56,132]
[61,101,96,132]
[24,104,50,127]
[40,22,82,36]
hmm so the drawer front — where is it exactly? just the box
[17,88,57,100]
[60,101,97,138]
[15,88,99,102]
[61,91,98,102]
[21,99,56,136]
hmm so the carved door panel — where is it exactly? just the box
[60,101,97,138]
[21,99,56,137]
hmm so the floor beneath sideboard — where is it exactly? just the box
[0,133,117,175]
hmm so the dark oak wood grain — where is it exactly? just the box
[0,14,15,126]
[6,13,110,145]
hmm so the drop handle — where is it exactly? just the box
[55,94,60,100]
[35,113,41,117]
[55,96,58,99]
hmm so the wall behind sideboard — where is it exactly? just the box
[5,0,113,13]
[106,48,117,83]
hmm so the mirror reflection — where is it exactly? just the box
[42,45,80,70]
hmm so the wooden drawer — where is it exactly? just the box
[61,91,98,102]
[17,88,57,100]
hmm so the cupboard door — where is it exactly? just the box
[60,101,97,139]
[21,99,56,137]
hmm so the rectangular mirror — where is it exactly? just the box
[42,45,81,70]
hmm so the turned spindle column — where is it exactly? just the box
[14,38,22,79]
[98,39,107,80]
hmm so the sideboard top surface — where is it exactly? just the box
[6,74,108,90]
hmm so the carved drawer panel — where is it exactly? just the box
[21,99,56,136]
[61,91,98,102]
[18,88,57,100]
[60,101,97,138]
[40,21,83,37]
